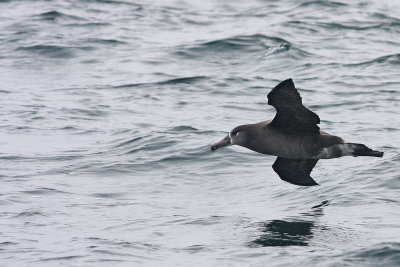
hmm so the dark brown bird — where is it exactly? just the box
[211,79,383,186]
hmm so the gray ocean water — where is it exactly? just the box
[1,0,400,266]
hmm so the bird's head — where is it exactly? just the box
[211,126,249,152]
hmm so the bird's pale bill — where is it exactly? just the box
[211,135,231,152]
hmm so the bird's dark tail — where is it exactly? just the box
[347,143,384,157]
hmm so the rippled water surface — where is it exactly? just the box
[1,0,400,266]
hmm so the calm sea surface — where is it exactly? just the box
[1,0,399,266]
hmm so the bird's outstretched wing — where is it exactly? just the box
[267,79,320,133]
[272,157,319,186]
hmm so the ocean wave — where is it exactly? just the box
[83,38,128,45]
[65,22,112,27]
[0,242,18,247]
[174,34,292,58]
[297,0,347,8]
[346,54,400,67]
[157,76,208,85]
[60,107,108,118]
[16,44,94,58]
[37,255,85,262]
[317,22,384,31]
[372,12,400,23]
[113,76,208,88]
[125,140,178,155]
[12,211,45,218]
[34,10,86,21]
[109,133,180,158]
[113,136,143,148]
[92,192,126,198]
[342,243,400,266]
[157,145,212,163]
[22,187,72,196]
[84,0,142,7]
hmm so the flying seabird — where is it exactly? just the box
[211,79,383,186]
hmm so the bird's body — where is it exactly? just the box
[211,79,383,186]
[234,120,345,159]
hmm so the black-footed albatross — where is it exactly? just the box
[211,79,383,186]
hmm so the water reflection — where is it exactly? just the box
[252,219,313,246]
[250,200,329,247]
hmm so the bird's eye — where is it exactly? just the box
[232,131,238,136]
